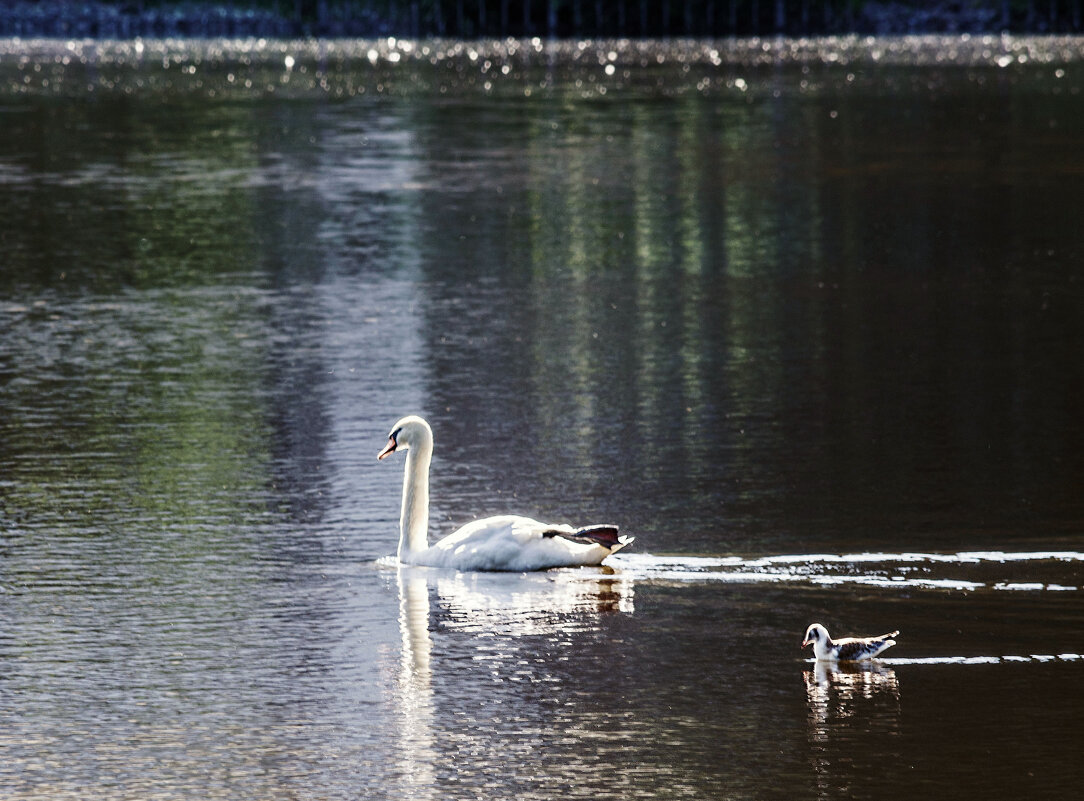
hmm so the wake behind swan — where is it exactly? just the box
[609,550,1083,592]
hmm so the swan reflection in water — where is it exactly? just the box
[392,565,634,795]
[394,568,437,799]
[803,661,901,797]
[393,563,634,652]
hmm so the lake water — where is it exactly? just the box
[1,35,1083,799]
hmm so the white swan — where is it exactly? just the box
[377,415,632,571]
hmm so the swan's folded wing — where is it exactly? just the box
[426,516,630,570]
[542,524,624,548]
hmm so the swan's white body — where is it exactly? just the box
[802,623,899,661]
[378,416,631,572]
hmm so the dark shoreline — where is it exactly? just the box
[0,1,1079,41]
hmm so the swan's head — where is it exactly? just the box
[377,415,433,460]
[802,623,829,649]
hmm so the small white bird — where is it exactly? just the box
[377,415,633,571]
[802,623,899,661]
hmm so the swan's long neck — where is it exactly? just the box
[398,438,432,561]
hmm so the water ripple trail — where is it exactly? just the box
[611,551,1084,592]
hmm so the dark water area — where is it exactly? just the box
[1,36,1083,799]
[0,0,1063,39]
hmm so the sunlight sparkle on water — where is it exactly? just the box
[2,35,1081,99]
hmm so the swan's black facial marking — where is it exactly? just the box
[377,427,402,460]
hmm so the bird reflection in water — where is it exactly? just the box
[394,564,634,678]
[395,568,437,799]
[803,661,901,797]
[393,565,634,795]
[423,566,634,636]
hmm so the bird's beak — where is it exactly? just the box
[801,639,811,648]
[377,436,397,460]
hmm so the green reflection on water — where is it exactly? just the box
[2,42,1083,557]
[1,289,274,540]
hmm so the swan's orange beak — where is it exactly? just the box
[802,638,811,648]
[377,436,397,460]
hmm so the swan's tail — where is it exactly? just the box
[545,524,632,552]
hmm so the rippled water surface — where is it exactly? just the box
[2,35,1083,800]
